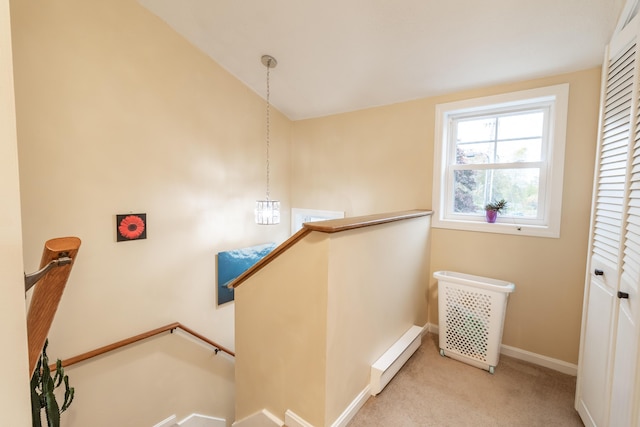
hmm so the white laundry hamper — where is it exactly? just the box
[434,271,515,374]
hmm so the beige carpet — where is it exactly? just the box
[348,333,583,427]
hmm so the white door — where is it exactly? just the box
[609,27,640,421]
[576,15,638,427]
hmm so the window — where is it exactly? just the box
[291,208,344,234]
[432,84,569,237]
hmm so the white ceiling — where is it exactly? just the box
[138,0,627,120]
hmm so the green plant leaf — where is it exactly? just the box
[60,376,74,413]
[30,373,42,427]
[30,339,74,426]
[484,198,508,213]
[43,373,54,395]
[44,393,60,427]
[53,360,63,388]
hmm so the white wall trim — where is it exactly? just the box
[426,323,577,376]
[232,409,284,427]
[153,415,177,427]
[284,410,314,427]
[153,413,227,427]
[330,385,371,427]
[499,344,577,376]
[419,323,430,336]
[178,413,226,427]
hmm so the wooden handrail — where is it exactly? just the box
[51,322,234,371]
[230,227,312,288]
[231,209,432,289]
[27,237,81,376]
[303,209,431,233]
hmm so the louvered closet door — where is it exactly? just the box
[610,22,640,425]
[576,17,638,427]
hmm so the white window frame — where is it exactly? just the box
[432,84,569,238]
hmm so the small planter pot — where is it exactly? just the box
[485,210,498,223]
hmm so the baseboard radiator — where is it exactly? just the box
[370,325,422,395]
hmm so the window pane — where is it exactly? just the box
[456,144,495,164]
[496,138,542,162]
[491,169,540,218]
[456,117,495,143]
[497,112,544,140]
[453,168,540,218]
[453,169,483,213]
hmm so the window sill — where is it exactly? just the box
[431,218,559,238]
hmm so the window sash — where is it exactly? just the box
[444,108,550,223]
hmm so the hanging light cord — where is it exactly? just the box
[265,58,271,202]
[255,55,279,225]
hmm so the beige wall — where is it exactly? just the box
[292,100,431,215]
[235,233,330,425]
[62,334,235,426]
[235,215,430,426]
[0,0,31,423]
[10,0,290,423]
[292,68,601,364]
[11,0,290,359]
[325,215,430,423]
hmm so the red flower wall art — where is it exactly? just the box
[116,213,147,242]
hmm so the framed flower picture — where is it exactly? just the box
[116,213,147,242]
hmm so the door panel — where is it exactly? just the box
[578,278,617,427]
[609,302,637,426]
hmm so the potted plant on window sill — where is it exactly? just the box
[484,199,507,223]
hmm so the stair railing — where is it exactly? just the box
[50,322,234,371]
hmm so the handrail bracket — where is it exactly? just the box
[25,255,73,292]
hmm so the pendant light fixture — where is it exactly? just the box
[255,54,280,225]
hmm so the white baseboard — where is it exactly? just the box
[232,409,284,427]
[427,323,439,334]
[154,413,226,427]
[576,400,597,427]
[330,385,371,427]
[420,323,430,336]
[426,323,578,376]
[284,410,313,427]
[153,415,177,427]
[286,385,371,427]
[179,413,226,427]
[499,344,577,376]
